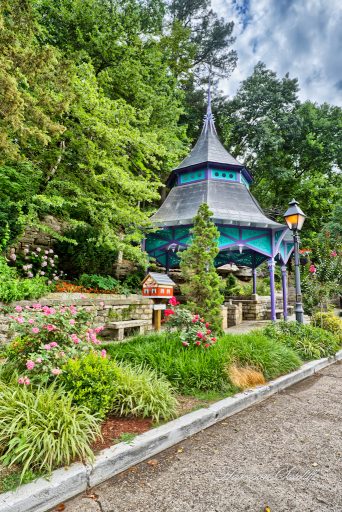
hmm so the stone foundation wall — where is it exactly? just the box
[227,294,284,321]
[225,301,243,327]
[0,293,154,345]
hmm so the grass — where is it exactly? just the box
[117,432,136,444]
[0,466,42,493]
[106,331,302,394]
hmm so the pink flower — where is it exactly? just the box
[44,344,51,350]
[94,326,104,333]
[330,250,337,257]
[182,341,189,347]
[169,296,179,306]
[101,349,107,358]
[15,305,23,313]
[204,343,210,348]
[71,334,81,344]
[18,377,25,384]
[195,341,201,346]
[28,318,35,324]
[31,327,40,334]
[36,358,42,363]
[205,322,210,328]
[164,309,175,316]
[45,324,57,332]
[206,329,212,335]
[32,303,42,310]
[211,337,217,342]
[80,294,86,299]
[69,319,76,325]
[26,360,35,370]
[24,377,30,385]
[309,264,317,274]
[196,332,204,339]
[17,317,24,324]
[51,368,62,376]
[50,341,58,348]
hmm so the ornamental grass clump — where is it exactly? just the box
[262,321,340,360]
[0,383,100,480]
[311,312,342,343]
[5,304,104,385]
[113,362,178,422]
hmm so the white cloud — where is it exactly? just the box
[212,0,342,105]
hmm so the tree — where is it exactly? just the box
[219,62,342,240]
[179,203,224,333]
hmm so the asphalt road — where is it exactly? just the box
[61,362,342,512]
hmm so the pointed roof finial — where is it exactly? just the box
[203,73,217,134]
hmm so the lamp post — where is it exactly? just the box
[284,199,306,324]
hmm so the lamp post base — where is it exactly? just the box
[295,302,304,324]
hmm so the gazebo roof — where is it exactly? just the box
[150,180,283,229]
[174,108,243,170]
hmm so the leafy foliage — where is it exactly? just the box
[262,321,340,360]
[311,312,342,343]
[0,383,100,479]
[78,274,122,292]
[0,257,50,303]
[61,352,119,418]
[179,204,224,333]
[219,62,342,239]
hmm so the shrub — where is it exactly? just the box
[0,257,49,303]
[61,352,118,418]
[311,312,342,342]
[113,363,178,422]
[0,383,100,479]
[5,304,104,384]
[78,274,122,292]
[14,247,64,282]
[263,321,340,360]
[164,297,218,347]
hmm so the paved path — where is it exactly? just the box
[61,363,342,512]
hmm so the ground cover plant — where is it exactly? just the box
[311,312,342,342]
[106,331,302,394]
[262,321,340,360]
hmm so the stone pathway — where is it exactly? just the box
[61,362,342,512]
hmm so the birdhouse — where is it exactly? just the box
[142,272,175,299]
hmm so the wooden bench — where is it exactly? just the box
[103,319,151,341]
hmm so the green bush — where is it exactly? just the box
[263,321,340,360]
[113,362,178,422]
[107,331,301,393]
[0,383,100,479]
[56,226,118,278]
[311,312,342,343]
[78,273,122,292]
[61,352,119,418]
[61,352,177,421]
[0,257,49,303]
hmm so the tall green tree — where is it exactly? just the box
[179,204,224,333]
[219,62,342,240]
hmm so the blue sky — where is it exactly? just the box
[212,0,342,106]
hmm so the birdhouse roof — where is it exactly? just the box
[142,272,176,286]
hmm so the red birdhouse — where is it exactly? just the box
[142,272,175,299]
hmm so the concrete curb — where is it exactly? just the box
[1,350,341,512]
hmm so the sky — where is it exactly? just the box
[212,0,342,106]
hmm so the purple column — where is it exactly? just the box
[281,265,288,321]
[252,268,257,295]
[268,258,276,321]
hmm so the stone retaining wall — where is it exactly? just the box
[225,294,284,322]
[0,293,154,345]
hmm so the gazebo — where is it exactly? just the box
[145,92,294,321]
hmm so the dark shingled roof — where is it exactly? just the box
[150,180,283,229]
[174,91,243,171]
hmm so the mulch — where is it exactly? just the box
[92,416,152,452]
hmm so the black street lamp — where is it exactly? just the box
[284,199,306,323]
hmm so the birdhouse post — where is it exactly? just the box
[141,272,176,331]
